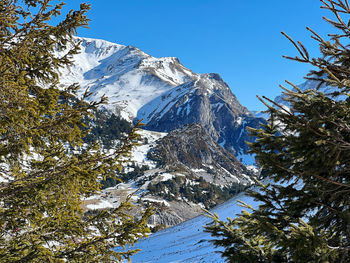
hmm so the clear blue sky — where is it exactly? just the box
[61,0,332,111]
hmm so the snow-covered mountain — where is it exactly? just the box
[59,37,264,157]
[59,36,264,228]
[59,37,195,120]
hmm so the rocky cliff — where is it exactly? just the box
[147,123,252,185]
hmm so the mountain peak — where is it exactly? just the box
[76,36,125,49]
[207,73,224,82]
[58,36,263,158]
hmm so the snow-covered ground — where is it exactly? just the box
[121,189,258,263]
[131,129,167,168]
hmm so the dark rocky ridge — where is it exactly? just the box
[147,123,253,186]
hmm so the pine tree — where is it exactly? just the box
[205,0,350,262]
[0,1,152,262]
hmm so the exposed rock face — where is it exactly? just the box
[141,73,264,156]
[146,201,203,227]
[148,124,253,186]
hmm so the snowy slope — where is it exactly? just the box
[130,129,167,168]
[124,190,258,263]
[59,37,196,120]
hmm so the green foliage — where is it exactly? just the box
[205,0,350,262]
[101,164,150,189]
[148,176,247,209]
[82,109,132,149]
[150,224,167,233]
[146,148,167,168]
[0,1,151,262]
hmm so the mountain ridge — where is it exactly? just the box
[59,36,264,158]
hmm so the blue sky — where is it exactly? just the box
[61,0,332,110]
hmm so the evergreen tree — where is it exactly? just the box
[205,0,350,262]
[82,109,133,149]
[0,1,151,262]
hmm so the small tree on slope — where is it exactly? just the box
[0,1,151,262]
[205,0,350,262]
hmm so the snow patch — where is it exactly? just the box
[86,199,113,210]
[246,165,259,174]
[142,197,170,207]
[160,173,174,182]
[191,168,206,173]
[130,129,167,168]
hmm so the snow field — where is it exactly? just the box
[124,190,259,263]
